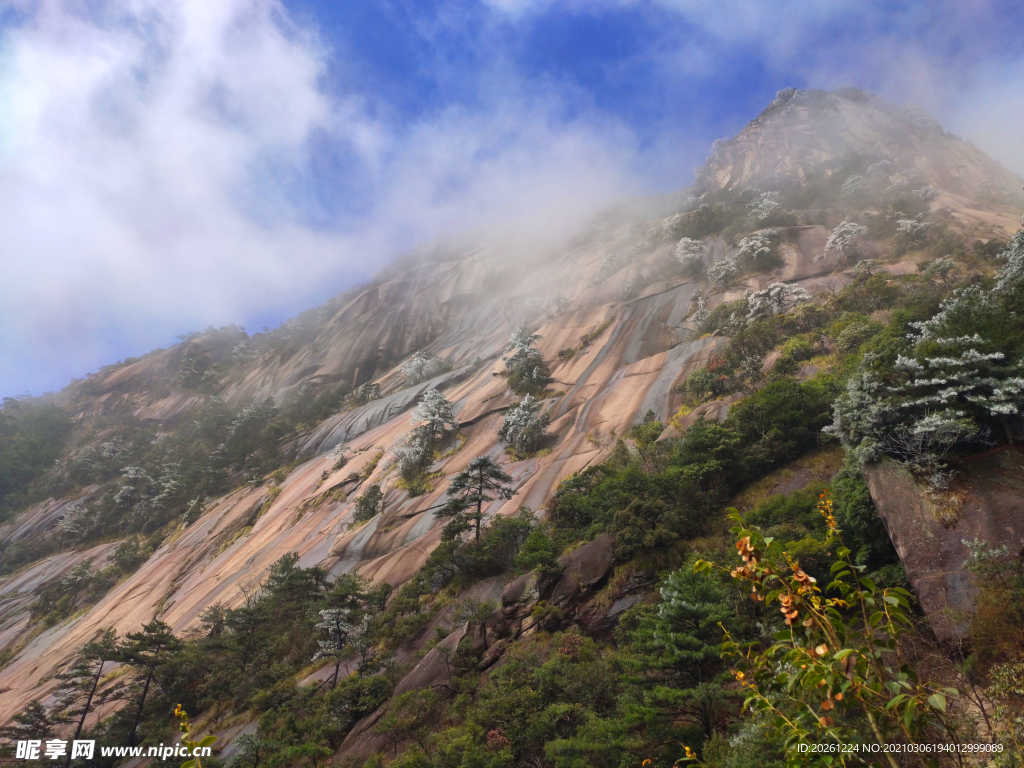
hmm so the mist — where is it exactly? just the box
[0,0,646,397]
[2,0,1022,398]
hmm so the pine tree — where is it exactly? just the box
[410,388,457,444]
[53,629,118,768]
[437,456,516,541]
[513,526,559,575]
[744,282,811,322]
[675,237,706,277]
[817,220,867,264]
[707,257,739,287]
[502,327,552,396]
[496,395,549,457]
[400,353,453,385]
[747,191,782,222]
[353,484,384,522]
[115,620,182,746]
[0,700,57,743]
[735,229,779,270]
[313,608,356,689]
[627,563,737,740]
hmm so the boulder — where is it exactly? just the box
[551,534,615,606]
[864,448,1024,641]
[501,569,547,608]
[391,621,474,699]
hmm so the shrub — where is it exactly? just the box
[401,353,454,385]
[675,238,707,277]
[497,395,550,457]
[629,410,664,447]
[503,328,553,396]
[353,484,383,522]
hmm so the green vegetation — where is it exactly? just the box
[693,500,957,767]
[549,377,836,560]
[3,555,397,764]
[0,398,73,519]
[353,484,384,523]
[503,327,552,396]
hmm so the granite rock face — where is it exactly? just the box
[697,87,1024,233]
[864,448,1024,640]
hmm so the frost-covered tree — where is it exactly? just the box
[922,256,956,285]
[114,466,153,510]
[392,432,432,483]
[689,290,709,333]
[396,390,458,486]
[996,220,1024,296]
[895,340,1024,443]
[827,230,1024,480]
[400,352,453,385]
[706,257,740,287]
[745,282,811,322]
[661,212,684,238]
[735,229,779,270]
[817,220,867,264]
[825,354,997,486]
[594,253,621,284]
[675,237,706,277]
[313,607,356,689]
[348,614,375,677]
[497,395,550,457]
[437,456,515,541]
[411,388,458,443]
[56,503,90,539]
[912,185,938,203]
[502,326,552,396]
[896,218,932,243]
[854,259,878,278]
[747,191,782,222]
[841,175,867,197]
[53,629,119,766]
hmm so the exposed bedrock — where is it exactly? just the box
[864,447,1024,641]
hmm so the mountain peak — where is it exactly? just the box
[695,87,1023,212]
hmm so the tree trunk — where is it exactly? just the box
[475,471,483,541]
[128,671,153,747]
[65,659,105,768]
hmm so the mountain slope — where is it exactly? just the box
[1,87,1022,754]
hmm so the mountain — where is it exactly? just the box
[699,86,1023,226]
[1,88,1023,763]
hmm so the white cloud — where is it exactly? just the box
[0,0,640,395]
[478,0,1024,178]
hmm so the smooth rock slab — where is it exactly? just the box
[864,448,1024,641]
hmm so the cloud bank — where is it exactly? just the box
[0,0,641,396]
[2,0,1022,397]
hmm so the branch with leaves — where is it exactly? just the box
[687,492,958,767]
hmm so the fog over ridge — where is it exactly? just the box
[2,0,1023,397]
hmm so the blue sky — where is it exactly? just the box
[1,0,1023,398]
